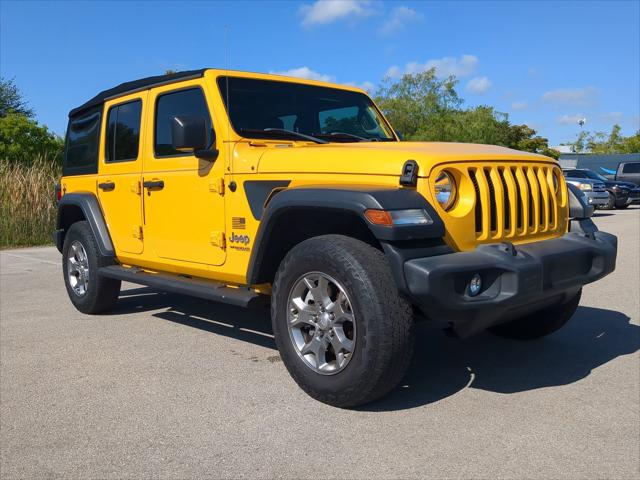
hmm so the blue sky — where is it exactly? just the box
[1,0,639,145]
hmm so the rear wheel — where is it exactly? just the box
[488,289,581,340]
[62,221,121,314]
[271,235,414,408]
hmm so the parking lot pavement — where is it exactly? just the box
[1,207,639,479]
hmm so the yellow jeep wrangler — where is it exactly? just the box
[55,69,617,407]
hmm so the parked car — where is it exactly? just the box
[613,161,640,186]
[561,172,609,207]
[54,69,617,407]
[563,168,640,209]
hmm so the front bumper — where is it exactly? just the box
[583,191,609,205]
[404,226,617,337]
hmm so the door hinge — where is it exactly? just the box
[209,178,225,195]
[131,180,141,195]
[132,225,143,239]
[210,231,226,249]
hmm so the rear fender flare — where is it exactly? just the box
[55,192,114,257]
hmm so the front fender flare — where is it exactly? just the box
[246,185,445,285]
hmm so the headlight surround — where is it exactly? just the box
[578,183,592,191]
[434,170,457,211]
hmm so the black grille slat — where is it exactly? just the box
[469,169,482,233]
[483,168,497,232]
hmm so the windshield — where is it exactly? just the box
[217,76,396,142]
[581,170,608,181]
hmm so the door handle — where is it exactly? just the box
[143,180,164,190]
[98,181,115,191]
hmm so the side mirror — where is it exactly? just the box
[171,116,218,160]
[567,183,594,218]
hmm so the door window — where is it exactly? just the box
[154,88,212,157]
[105,100,142,162]
[622,162,640,174]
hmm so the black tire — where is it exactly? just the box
[62,221,121,314]
[271,235,414,408]
[616,203,629,209]
[488,289,581,340]
[601,192,616,210]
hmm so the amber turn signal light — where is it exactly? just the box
[364,209,393,226]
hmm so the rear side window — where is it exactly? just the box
[154,88,212,157]
[105,100,142,162]
[63,106,102,176]
[622,162,640,174]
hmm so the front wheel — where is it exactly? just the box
[488,289,581,340]
[271,235,414,408]
[601,192,616,210]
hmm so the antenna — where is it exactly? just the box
[224,26,233,178]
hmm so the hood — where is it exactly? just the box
[604,180,637,189]
[256,141,553,178]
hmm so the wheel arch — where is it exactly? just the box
[246,185,445,285]
[55,192,114,257]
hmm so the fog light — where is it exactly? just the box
[469,274,482,296]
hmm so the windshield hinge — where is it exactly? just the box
[400,160,419,187]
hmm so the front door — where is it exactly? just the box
[142,83,226,267]
[97,93,146,255]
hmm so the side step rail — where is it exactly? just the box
[99,265,267,308]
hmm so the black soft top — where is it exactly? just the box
[68,68,208,118]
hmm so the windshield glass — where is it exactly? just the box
[217,77,396,142]
[582,170,608,181]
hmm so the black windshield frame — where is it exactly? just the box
[216,76,397,143]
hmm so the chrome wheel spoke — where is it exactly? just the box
[67,241,89,297]
[331,326,354,354]
[287,271,356,375]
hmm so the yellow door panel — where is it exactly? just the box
[142,82,226,267]
[97,92,146,256]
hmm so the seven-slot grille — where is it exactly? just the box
[467,165,562,240]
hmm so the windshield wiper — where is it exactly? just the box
[312,131,372,142]
[239,128,328,144]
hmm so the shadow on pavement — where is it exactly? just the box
[362,306,638,411]
[111,288,638,411]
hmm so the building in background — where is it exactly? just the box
[558,153,640,175]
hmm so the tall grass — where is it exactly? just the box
[0,155,61,248]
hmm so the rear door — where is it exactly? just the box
[97,92,146,255]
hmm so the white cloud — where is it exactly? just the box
[542,87,598,106]
[270,66,335,82]
[466,76,492,94]
[385,54,478,79]
[599,111,622,122]
[557,114,586,125]
[345,80,375,92]
[379,5,422,35]
[511,100,528,110]
[300,0,373,27]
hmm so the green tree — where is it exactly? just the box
[374,69,462,140]
[375,71,558,158]
[566,125,640,154]
[0,113,64,164]
[0,77,35,118]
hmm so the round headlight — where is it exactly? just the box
[434,171,457,211]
